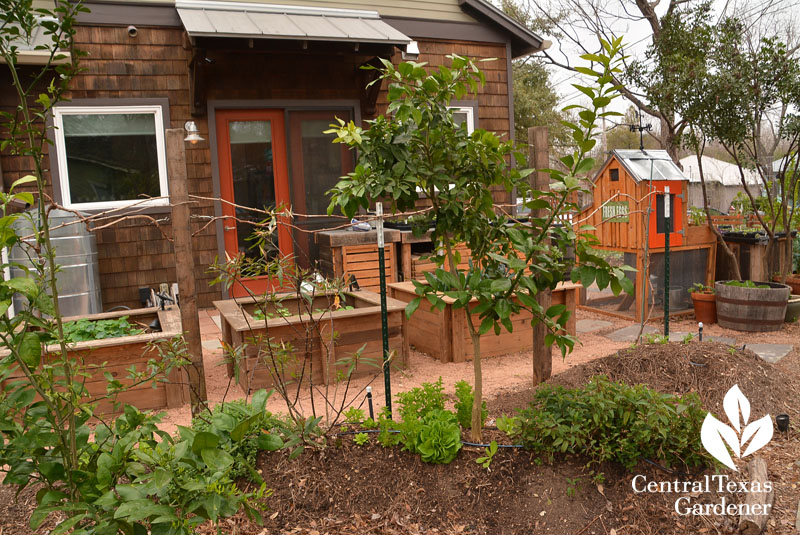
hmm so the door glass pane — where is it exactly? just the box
[229,120,277,260]
[288,111,354,269]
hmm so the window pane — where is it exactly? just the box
[288,111,354,268]
[63,113,161,204]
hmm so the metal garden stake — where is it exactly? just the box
[375,202,392,415]
[664,186,670,337]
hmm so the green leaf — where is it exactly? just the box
[10,175,37,191]
[191,431,220,454]
[256,433,284,451]
[201,448,234,472]
[405,297,421,319]
[18,332,42,369]
[490,279,511,293]
[6,277,38,298]
[50,514,86,535]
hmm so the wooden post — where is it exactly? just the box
[738,457,773,534]
[166,129,208,411]
[529,126,552,384]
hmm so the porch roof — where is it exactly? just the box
[0,17,72,65]
[176,0,412,46]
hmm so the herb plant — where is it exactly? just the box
[475,440,498,469]
[724,280,770,289]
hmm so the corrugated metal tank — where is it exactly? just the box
[9,208,102,316]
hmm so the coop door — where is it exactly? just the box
[648,182,683,248]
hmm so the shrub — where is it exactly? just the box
[510,376,710,470]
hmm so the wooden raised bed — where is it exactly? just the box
[389,281,580,363]
[214,290,409,394]
[1,306,189,414]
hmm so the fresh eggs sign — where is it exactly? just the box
[601,201,629,223]
[631,385,774,517]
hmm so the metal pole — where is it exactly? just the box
[376,202,392,415]
[664,187,671,337]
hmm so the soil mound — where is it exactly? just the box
[493,342,800,419]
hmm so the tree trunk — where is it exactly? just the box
[468,321,482,442]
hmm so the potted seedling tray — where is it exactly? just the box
[1,306,188,413]
[214,290,409,394]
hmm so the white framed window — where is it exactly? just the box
[448,106,475,134]
[53,105,169,210]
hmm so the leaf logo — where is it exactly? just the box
[700,384,773,471]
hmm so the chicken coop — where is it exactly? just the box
[578,150,717,321]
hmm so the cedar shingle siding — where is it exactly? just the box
[1,15,513,310]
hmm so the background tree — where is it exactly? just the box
[502,0,571,152]
[524,0,798,163]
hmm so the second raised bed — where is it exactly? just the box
[214,290,409,394]
[389,281,580,363]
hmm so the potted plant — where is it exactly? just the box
[715,280,791,332]
[688,283,716,324]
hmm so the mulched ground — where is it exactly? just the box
[2,341,799,534]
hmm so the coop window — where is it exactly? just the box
[610,168,619,181]
[52,105,169,210]
[656,193,676,234]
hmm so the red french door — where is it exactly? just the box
[216,109,293,297]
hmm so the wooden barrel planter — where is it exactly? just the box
[714,281,790,332]
[214,290,409,394]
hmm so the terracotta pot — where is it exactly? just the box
[690,291,717,324]
[772,274,800,295]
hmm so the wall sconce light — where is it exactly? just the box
[184,121,204,144]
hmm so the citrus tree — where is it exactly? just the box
[327,40,632,441]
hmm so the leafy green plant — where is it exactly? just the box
[510,376,710,470]
[681,333,695,344]
[687,206,707,226]
[496,415,521,437]
[57,316,145,343]
[724,280,770,289]
[191,390,287,482]
[411,410,462,464]
[643,333,669,345]
[395,377,445,421]
[251,306,291,321]
[565,477,582,497]
[688,283,714,295]
[454,380,487,430]
[343,406,366,423]
[353,432,369,446]
[475,440,498,469]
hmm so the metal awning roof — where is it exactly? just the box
[176,0,412,45]
[0,17,71,65]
